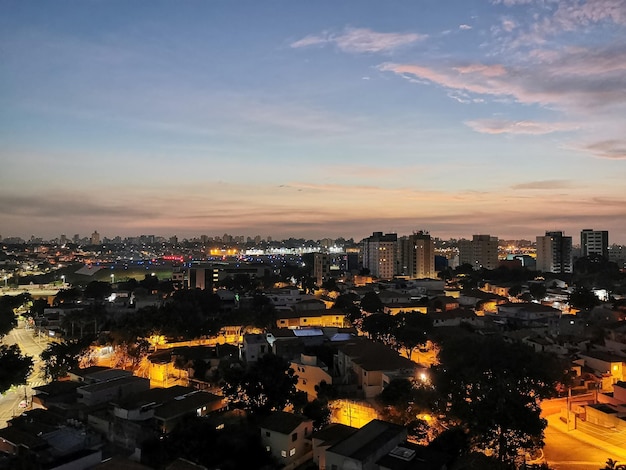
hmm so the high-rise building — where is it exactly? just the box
[536,231,573,273]
[581,229,609,258]
[90,230,101,245]
[458,235,499,270]
[313,252,346,285]
[398,231,435,279]
[362,232,397,280]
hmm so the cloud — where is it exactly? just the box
[290,27,426,53]
[378,42,626,112]
[465,118,577,135]
[581,140,626,159]
[459,24,473,30]
[511,180,575,190]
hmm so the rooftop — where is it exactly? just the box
[258,411,310,435]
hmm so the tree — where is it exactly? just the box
[508,284,522,298]
[360,291,384,314]
[0,293,31,337]
[54,288,81,305]
[222,353,298,415]
[361,313,395,345]
[393,312,432,361]
[529,283,547,301]
[303,398,331,431]
[433,335,566,465]
[40,339,90,380]
[0,344,33,394]
[570,286,600,311]
[84,281,112,301]
[142,415,276,470]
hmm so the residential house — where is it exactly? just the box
[324,419,407,470]
[310,423,357,470]
[290,353,333,401]
[335,338,418,398]
[259,411,313,470]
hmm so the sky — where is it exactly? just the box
[1,0,625,243]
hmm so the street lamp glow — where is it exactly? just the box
[61,275,65,285]
[3,276,7,288]
[110,273,115,284]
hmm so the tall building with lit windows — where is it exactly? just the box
[362,232,397,280]
[458,234,499,270]
[536,231,573,273]
[581,229,609,258]
[398,231,435,279]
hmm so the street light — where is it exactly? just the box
[110,273,115,284]
[3,276,7,288]
[61,275,65,286]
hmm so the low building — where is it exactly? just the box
[324,419,407,470]
[259,411,313,470]
[335,338,418,398]
[290,353,333,401]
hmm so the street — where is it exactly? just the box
[0,320,48,427]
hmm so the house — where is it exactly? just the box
[259,411,313,470]
[310,423,357,469]
[0,410,103,470]
[290,353,333,401]
[77,375,150,407]
[324,419,407,470]
[458,289,508,314]
[335,338,418,398]
[495,302,561,327]
[578,350,626,390]
[376,442,451,470]
[241,333,270,363]
[276,309,349,329]
[431,308,483,328]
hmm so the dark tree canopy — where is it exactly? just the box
[0,344,33,394]
[222,353,298,415]
[570,286,601,311]
[360,291,384,314]
[40,339,90,381]
[433,335,566,464]
[142,415,276,470]
[84,281,113,301]
[393,312,432,360]
[0,294,31,337]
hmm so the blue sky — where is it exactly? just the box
[1,0,625,242]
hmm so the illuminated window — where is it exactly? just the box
[266,446,270,452]
[614,365,619,371]
[281,450,287,458]
[289,448,296,456]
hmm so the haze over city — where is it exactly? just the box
[1,1,625,242]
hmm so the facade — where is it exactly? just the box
[290,353,333,401]
[398,231,435,279]
[458,234,499,270]
[324,420,407,470]
[259,412,313,470]
[536,231,573,273]
[313,252,347,286]
[581,229,609,258]
[362,232,397,280]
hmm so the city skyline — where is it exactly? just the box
[2,1,625,243]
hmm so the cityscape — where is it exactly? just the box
[2,1,626,470]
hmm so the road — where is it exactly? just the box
[543,417,615,470]
[0,320,48,427]
[541,398,626,470]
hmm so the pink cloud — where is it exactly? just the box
[465,118,577,135]
[291,27,426,53]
